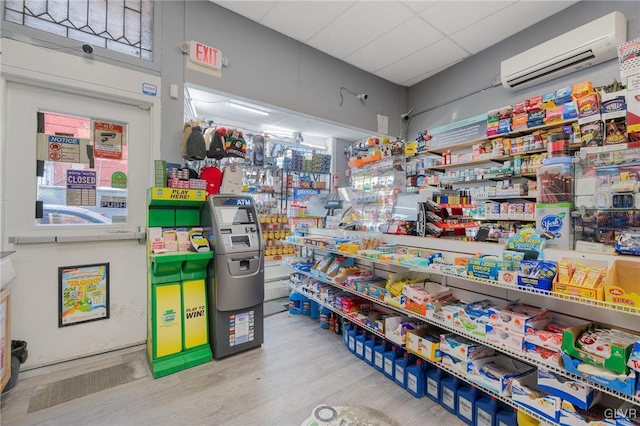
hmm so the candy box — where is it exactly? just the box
[384,316,427,347]
[511,374,561,422]
[560,352,637,397]
[553,257,609,301]
[466,355,535,396]
[604,259,640,309]
[525,342,560,367]
[406,328,442,361]
[485,326,527,352]
[556,86,573,105]
[525,320,573,352]
[488,302,551,334]
[441,352,468,375]
[439,333,495,362]
[402,281,452,305]
[537,368,600,410]
[467,257,513,281]
[562,323,638,374]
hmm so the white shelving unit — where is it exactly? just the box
[285,239,640,411]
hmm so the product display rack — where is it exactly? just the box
[145,187,213,379]
[285,241,640,406]
[573,143,640,251]
[286,282,555,426]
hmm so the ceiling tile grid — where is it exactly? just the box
[212,0,579,86]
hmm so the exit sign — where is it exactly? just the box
[189,41,222,71]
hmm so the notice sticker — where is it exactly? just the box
[66,170,97,206]
[93,121,124,160]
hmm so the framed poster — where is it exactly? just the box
[59,263,110,327]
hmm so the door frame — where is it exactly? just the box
[0,38,162,248]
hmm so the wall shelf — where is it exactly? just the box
[287,282,558,426]
[285,262,640,406]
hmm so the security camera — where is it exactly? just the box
[357,93,368,101]
[82,43,94,54]
[401,113,410,121]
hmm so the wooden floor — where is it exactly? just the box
[1,312,464,426]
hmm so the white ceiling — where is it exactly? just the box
[186,85,373,142]
[213,0,579,87]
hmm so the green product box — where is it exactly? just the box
[155,160,167,187]
[562,323,637,374]
[467,257,512,281]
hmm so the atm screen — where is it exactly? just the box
[218,207,252,225]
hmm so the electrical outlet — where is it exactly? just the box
[492,73,502,87]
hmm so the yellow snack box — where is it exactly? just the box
[582,268,603,289]
[558,261,572,284]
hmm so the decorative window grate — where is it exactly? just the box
[4,0,153,60]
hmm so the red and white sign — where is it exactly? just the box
[189,41,222,71]
[93,121,123,160]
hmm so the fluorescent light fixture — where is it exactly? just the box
[301,142,326,150]
[264,125,296,135]
[228,101,269,116]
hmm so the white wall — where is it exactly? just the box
[407,1,640,138]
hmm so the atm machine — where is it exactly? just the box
[201,195,264,358]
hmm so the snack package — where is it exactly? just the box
[580,121,604,147]
[498,105,514,120]
[527,110,546,128]
[604,117,627,144]
[582,268,604,289]
[577,93,601,118]
[616,232,640,256]
[555,87,572,105]
[514,101,527,115]
[562,101,578,120]
[518,260,558,281]
[576,327,638,360]
[527,96,543,112]
[541,92,556,109]
[572,81,594,100]
[557,261,573,284]
[545,105,564,123]
[498,119,512,134]
[569,265,588,287]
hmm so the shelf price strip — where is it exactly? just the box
[287,281,557,426]
[285,262,640,406]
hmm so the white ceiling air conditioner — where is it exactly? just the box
[501,11,627,91]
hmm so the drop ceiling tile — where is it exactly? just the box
[401,58,465,86]
[306,1,415,59]
[450,0,578,54]
[402,1,436,13]
[343,16,444,73]
[213,1,275,22]
[260,1,356,42]
[420,1,514,35]
[375,38,469,85]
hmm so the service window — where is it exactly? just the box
[35,110,129,226]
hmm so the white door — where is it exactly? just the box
[3,82,151,368]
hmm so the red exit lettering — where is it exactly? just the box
[190,41,221,70]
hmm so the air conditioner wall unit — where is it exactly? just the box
[501,11,627,91]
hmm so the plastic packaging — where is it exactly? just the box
[405,359,426,398]
[537,157,573,203]
[426,368,445,403]
[496,407,518,426]
[475,396,499,426]
[363,336,378,366]
[383,345,402,381]
[319,307,331,329]
[355,332,367,360]
[394,352,413,388]
[547,132,570,158]
[440,376,460,414]
[373,340,389,372]
[457,385,479,425]
[289,292,306,314]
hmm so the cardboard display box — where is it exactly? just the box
[562,323,638,374]
[466,355,535,396]
[439,333,495,362]
[485,326,527,352]
[537,368,599,410]
[384,316,427,347]
[604,259,640,309]
[406,328,442,362]
[552,257,609,302]
[560,352,637,396]
[511,374,561,422]
[488,302,551,334]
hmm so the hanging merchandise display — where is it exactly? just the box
[225,129,247,158]
[220,164,243,194]
[252,134,265,167]
[206,128,226,160]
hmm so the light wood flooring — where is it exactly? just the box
[1,312,464,425]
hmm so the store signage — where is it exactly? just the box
[189,41,222,71]
[93,121,124,159]
[111,171,127,188]
[66,170,97,206]
[426,114,487,150]
[36,134,91,164]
